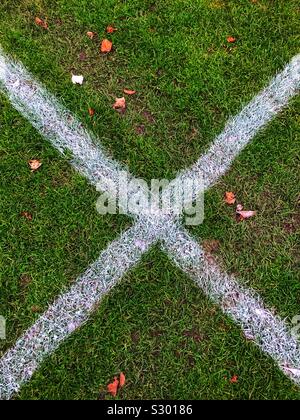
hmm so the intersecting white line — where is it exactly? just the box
[0,220,170,399]
[162,225,300,384]
[0,48,300,400]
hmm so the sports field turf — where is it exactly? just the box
[0,0,299,399]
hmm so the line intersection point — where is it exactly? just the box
[0,47,300,399]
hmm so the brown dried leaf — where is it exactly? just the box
[119,372,126,388]
[87,31,96,39]
[107,377,119,397]
[224,191,236,205]
[21,211,33,221]
[113,97,126,113]
[124,89,136,95]
[100,39,113,53]
[106,26,117,34]
[29,159,42,172]
[35,17,48,30]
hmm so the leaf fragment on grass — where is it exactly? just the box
[35,17,48,30]
[224,191,236,205]
[236,210,256,220]
[101,39,113,53]
[72,75,84,85]
[87,31,96,39]
[29,159,42,172]
[227,36,236,43]
[230,375,238,384]
[124,89,136,95]
[21,212,33,221]
[113,97,126,112]
[107,377,119,397]
[106,26,117,34]
[88,108,95,117]
[119,372,126,388]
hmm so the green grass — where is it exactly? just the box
[0,0,299,400]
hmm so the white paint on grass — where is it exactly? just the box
[0,48,123,191]
[162,224,300,386]
[0,218,172,400]
[172,54,300,198]
[0,46,300,398]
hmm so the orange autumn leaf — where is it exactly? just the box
[87,31,96,39]
[88,108,95,117]
[230,375,238,384]
[224,191,236,205]
[113,97,126,111]
[29,159,42,172]
[106,26,117,34]
[107,377,119,397]
[35,17,48,30]
[100,39,113,53]
[119,372,126,388]
[124,89,136,95]
[227,36,236,43]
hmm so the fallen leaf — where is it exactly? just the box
[107,377,119,397]
[21,211,33,221]
[124,89,136,95]
[35,17,48,30]
[227,36,236,43]
[87,31,96,39]
[119,372,126,388]
[100,39,113,53]
[29,159,42,172]
[113,97,126,112]
[72,75,84,85]
[230,375,238,384]
[88,108,95,117]
[224,191,236,205]
[236,210,257,220]
[106,26,117,34]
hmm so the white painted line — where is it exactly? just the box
[162,224,300,385]
[0,46,300,398]
[0,48,167,218]
[0,219,170,400]
[1,48,299,217]
[172,54,300,197]
[0,48,123,190]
